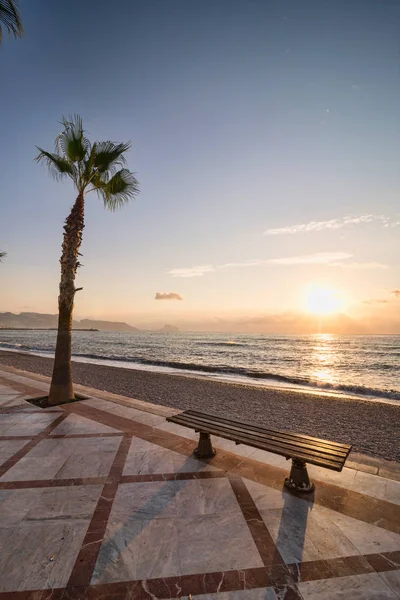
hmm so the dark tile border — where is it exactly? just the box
[229,477,285,567]
[0,413,68,478]
[0,477,108,490]
[66,435,133,588]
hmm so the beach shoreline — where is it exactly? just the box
[0,349,399,462]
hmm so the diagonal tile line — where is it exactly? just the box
[67,401,400,535]
[0,476,108,490]
[0,375,47,399]
[229,476,285,567]
[0,412,69,478]
[0,469,227,491]
[66,433,133,588]
[50,432,123,439]
[227,475,300,600]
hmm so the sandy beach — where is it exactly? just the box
[0,349,399,462]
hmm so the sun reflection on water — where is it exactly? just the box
[310,334,337,384]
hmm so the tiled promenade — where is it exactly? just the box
[0,366,399,599]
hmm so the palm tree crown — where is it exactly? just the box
[36,115,139,209]
[0,0,23,44]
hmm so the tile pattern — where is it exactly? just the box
[0,375,398,599]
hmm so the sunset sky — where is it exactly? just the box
[1,0,399,333]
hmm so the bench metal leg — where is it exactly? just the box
[284,458,315,493]
[194,432,216,459]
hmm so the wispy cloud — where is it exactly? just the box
[267,252,352,265]
[168,265,215,278]
[168,252,386,277]
[363,299,389,305]
[264,214,399,236]
[331,261,388,270]
[155,292,183,301]
[392,289,400,298]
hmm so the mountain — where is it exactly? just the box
[159,324,180,332]
[79,319,140,332]
[0,313,138,332]
[0,312,79,329]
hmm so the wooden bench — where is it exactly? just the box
[166,409,352,493]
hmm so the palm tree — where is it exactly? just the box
[0,250,6,261]
[36,115,139,405]
[0,0,23,44]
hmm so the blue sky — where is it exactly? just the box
[1,0,399,332]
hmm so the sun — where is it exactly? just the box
[306,284,342,316]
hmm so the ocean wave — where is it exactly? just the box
[70,352,400,400]
[198,341,249,348]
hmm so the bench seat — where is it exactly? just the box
[167,409,352,493]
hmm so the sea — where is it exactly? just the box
[0,330,399,403]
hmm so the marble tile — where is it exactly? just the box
[0,439,30,466]
[378,570,400,596]
[0,412,60,436]
[1,435,122,481]
[176,512,252,543]
[328,507,400,555]
[190,589,278,600]
[93,515,181,584]
[248,476,400,562]
[259,499,358,563]
[100,402,165,427]
[156,420,199,440]
[298,572,397,599]
[386,479,400,506]
[0,485,101,592]
[352,470,388,502]
[178,533,264,575]
[244,478,289,510]
[123,448,175,475]
[250,449,289,468]
[50,413,121,435]
[208,435,259,458]
[127,436,165,454]
[175,478,242,518]
[307,465,357,489]
[110,481,179,521]
[172,453,219,473]
[123,438,219,476]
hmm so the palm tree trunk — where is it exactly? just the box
[48,193,84,405]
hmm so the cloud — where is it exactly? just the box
[168,252,387,278]
[392,289,400,298]
[168,265,215,278]
[155,292,183,301]
[329,261,388,270]
[267,252,352,266]
[363,299,389,305]
[264,214,399,236]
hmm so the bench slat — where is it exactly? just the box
[175,413,349,460]
[172,414,346,468]
[186,409,350,451]
[169,414,345,470]
[167,410,352,472]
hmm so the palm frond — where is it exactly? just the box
[0,0,23,44]
[82,141,97,186]
[0,250,7,261]
[93,141,131,173]
[93,168,139,211]
[56,114,89,163]
[35,148,78,182]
